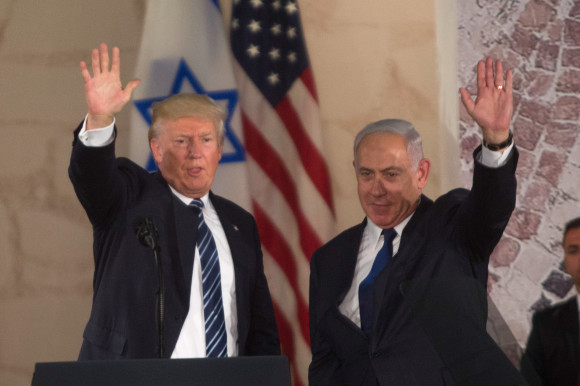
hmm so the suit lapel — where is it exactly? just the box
[372,196,433,340]
[329,220,368,337]
[339,220,367,304]
[208,192,250,342]
[170,194,198,305]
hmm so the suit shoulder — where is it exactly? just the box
[533,297,576,323]
[210,193,253,219]
[312,222,364,260]
[433,188,470,206]
[116,157,149,175]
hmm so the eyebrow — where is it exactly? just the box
[358,166,403,172]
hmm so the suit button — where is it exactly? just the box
[371,351,382,358]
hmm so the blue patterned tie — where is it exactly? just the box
[359,228,397,335]
[190,199,227,357]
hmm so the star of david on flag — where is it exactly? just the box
[134,59,244,171]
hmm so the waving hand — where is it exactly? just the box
[459,57,513,146]
[80,43,141,130]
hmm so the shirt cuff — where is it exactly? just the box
[78,115,116,147]
[477,141,515,168]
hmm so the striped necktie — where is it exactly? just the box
[190,198,227,357]
[359,228,397,335]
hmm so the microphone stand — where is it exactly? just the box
[136,218,165,359]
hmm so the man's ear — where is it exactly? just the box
[150,139,163,164]
[416,158,431,189]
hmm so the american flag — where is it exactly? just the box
[230,1,335,384]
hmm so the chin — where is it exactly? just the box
[369,217,394,228]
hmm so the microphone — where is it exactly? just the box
[134,217,165,358]
[135,217,159,251]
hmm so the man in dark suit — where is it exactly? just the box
[70,43,280,359]
[309,57,527,385]
[520,217,580,386]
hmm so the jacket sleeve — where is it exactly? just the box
[457,145,519,264]
[68,122,132,228]
[308,252,343,386]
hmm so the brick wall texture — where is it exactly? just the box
[459,0,580,358]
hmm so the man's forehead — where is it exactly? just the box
[165,118,216,131]
[565,228,580,247]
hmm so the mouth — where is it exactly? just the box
[369,202,392,213]
[187,167,203,176]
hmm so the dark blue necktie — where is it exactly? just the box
[190,199,227,358]
[359,228,397,335]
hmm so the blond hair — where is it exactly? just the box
[149,93,226,145]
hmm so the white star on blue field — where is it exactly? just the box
[134,58,245,172]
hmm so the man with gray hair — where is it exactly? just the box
[70,43,280,360]
[309,57,527,385]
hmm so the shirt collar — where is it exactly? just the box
[365,212,413,246]
[169,186,212,210]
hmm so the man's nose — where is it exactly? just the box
[188,141,201,158]
[370,178,386,196]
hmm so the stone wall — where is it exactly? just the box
[459,0,580,354]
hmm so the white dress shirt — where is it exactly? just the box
[170,189,238,358]
[339,144,515,326]
[78,118,239,358]
[338,216,410,327]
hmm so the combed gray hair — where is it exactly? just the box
[148,93,226,145]
[353,119,424,170]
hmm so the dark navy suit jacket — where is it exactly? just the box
[309,147,527,385]
[69,124,280,359]
[521,297,580,386]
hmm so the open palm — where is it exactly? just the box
[80,43,140,129]
[459,57,513,144]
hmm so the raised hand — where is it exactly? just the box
[459,57,513,145]
[80,43,141,130]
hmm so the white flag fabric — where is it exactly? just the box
[130,0,250,209]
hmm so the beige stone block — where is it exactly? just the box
[0,125,50,178]
[1,0,144,54]
[0,202,15,289]
[0,61,88,122]
[559,161,580,202]
[504,270,544,306]
[546,191,580,233]
[17,208,93,290]
[302,1,438,121]
[0,372,30,386]
[0,0,143,122]
[0,295,90,381]
[514,243,557,284]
